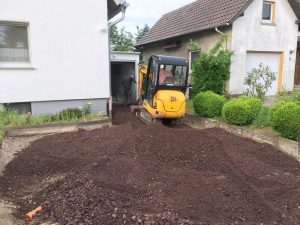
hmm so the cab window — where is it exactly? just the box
[159,64,187,87]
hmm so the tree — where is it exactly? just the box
[110,26,134,52]
[135,24,150,44]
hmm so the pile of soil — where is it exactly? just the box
[0,106,300,225]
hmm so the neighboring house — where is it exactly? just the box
[136,0,300,96]
[0,0,127,115]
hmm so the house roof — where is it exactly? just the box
[136,0,300,46]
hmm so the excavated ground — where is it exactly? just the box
[0,105,300,225]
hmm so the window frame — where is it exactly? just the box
[0,21,33,69]
[261,1,276,25]
[189,50,201,73]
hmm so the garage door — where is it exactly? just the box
[246,52,282,96]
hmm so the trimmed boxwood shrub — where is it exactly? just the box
[193,91,226,118]
[222,97,262,125]
[269,102,300,141]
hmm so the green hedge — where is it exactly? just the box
[193,91,226,118]
[191,36,232,95]
[269,102,300,141]
[222,97,262,125]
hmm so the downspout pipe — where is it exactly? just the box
[215,23,230,49]
[107,3,129,119]
[215,27,225,36]
[108,3,129,28]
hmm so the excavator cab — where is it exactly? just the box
[139,55,189,123]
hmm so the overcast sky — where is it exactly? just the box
[117,0,196,34]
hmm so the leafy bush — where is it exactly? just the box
[252,106,270,128]
[57,108,83,121]
[222,97,262,125]
[82,103,93,116]
[193,91,226,118]
[269,102,300,140]
[244,63,277,99]
[192,36,233,95]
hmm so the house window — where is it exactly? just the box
[189,50,201,70]
[0,22,30,64]
[262,1,275,24]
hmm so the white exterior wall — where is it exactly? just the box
[230,0,298,95]
[0,0,110,103]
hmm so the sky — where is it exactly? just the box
[117,0,196,34]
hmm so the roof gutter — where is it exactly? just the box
[108,2,129,28]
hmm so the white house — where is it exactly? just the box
[136,0,300,96]
[0,0,128,115]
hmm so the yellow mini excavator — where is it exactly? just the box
[133,55,190,124]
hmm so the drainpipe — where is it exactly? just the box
[215,23,230,49]
[215,27,225,36]
[107,3,129,119]
[215,23,230,93]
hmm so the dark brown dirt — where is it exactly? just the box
[0,105,300,225]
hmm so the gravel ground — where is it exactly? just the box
[0,105,300,225]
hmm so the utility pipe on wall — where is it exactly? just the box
[107,2,129,119]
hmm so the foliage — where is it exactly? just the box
[192,35,233,95]
[244,63,277,99]
[276,91,300,103]
[193,91,226,118]
[269,102,300,141]
[187,39,199,51]
[0,104,105,143]
[82,103,93,116]
[57,108,83,121]
[222,97,262,125]
[135,24,150,44]
[110,26,134,52]
[252,106,271,128]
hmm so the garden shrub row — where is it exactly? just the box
[193,92,262,126]
[193,91,300,141]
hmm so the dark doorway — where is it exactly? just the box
[111,62,136,103]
